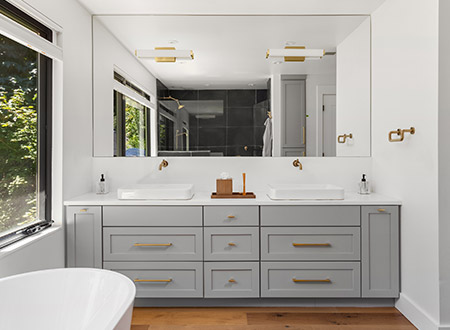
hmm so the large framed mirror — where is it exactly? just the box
[92,15,371,157]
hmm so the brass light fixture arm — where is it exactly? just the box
[388,127,415,142]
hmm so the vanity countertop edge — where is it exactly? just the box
[64,191,401,206]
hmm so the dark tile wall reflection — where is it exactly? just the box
[170,89,269,156]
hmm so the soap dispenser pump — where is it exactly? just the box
[96,174,108,194]
[359,174,370,195]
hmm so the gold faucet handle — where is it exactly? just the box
[159,159,169,171]
[293,159,303,170]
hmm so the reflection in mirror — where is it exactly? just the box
[113,91,150,157]
[92,15,371,157]
[157,82,269,157]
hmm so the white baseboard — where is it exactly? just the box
[396,293,439,330]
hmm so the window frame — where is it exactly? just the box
[114,90,151,157]
[0,0,53,249]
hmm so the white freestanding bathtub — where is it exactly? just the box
[0,268,136,330]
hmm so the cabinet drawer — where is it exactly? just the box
[103,206,202,226]
[261,227,360,261]
[103,227,202,261]
[261,262,360,298]
[104,262,203,298]
[204,262,259,298]
[261,206,360,226]
[204,227,259,261]
[204,206,259,226]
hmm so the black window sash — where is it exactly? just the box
[0,0,53,248]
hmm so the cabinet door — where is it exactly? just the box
[281,79,306,150]
[66,206,102,268]
[362,206,399,297]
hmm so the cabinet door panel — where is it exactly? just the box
[66,206,102,268]
[362,206,399,298]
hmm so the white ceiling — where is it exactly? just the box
[79,0,386,15]
[95,15,369,89]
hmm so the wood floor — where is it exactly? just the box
[131,307,416,329]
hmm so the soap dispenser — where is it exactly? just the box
[96,174,109,194]
[359,174,370,195]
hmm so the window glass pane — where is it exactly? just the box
[113,92,149,157]
[124,96,147,156]
[159,114,174,151]
[0,34,38,234]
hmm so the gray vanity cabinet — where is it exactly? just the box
[66,206,102,268]
[66,203,400,300]
[362,206,400,298]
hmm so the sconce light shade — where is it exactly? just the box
[135,47,194,63]
[266,46,325,62]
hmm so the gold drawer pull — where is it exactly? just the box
[228,242,236,246]
[228,278,236,283]
[292,243,331,247]
[134,278,172,283]
[292,278,331,283]
[227,215,236,219]
[377,208,386,212]
[134,243,173,247]
[80,208,88,212]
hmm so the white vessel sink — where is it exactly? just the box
[117,184,194,200]
[268,184,344,200]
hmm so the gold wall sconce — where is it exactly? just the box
[266,46,325,62]
[337,133,353,143]
[388,127,415,142]
[135,47,194,63]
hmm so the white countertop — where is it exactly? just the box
[64,191,401,206]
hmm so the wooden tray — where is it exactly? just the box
[211,192,256,199]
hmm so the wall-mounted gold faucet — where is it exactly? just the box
[159,159,168,171]
[293,159,303,170]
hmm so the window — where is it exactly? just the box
[0,0,53,248]
[158,113,175,151]
[114,91,150,157]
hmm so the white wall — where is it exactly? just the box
[372,0,440,328]
[0,0,93,277]
[93,18,157,156]
[336,17,371,157]
[92,156,371,193]
[439,0,450,327]
[0,229,63,277]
